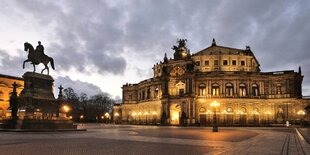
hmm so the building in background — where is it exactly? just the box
[116,39,308,126]
[0,74,23,120]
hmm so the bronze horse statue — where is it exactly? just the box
[23,42,55,74]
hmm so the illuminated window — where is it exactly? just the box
[176,82,186,96]
[239,83,246,96]
[252,84,259,96]
[199,107,206,113]
[225,83,234,96]
[212,83,220,96]
[240,107,247,113]
[199,84,206,96]
[227,107,233,113]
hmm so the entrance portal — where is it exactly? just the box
[170,104,180,125]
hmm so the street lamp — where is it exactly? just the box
[114,112,119,124]
[105,112,110,123]
[101,115,104,123]
[237,111,244,125]
[152,111,158,125]
[297,110,306,126]
[132,112,137,124]
[62,105,70,113]
[80,115,84,123]
[138,112,142,124]
[252,110,259,125]
[265,111,271,125]
[210,101,220,132]
[221,110,227,125]
[144,112,149,124]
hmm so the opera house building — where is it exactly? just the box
[105,39,308,126]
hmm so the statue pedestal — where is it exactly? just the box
[20,72,58,120]
[20,72,55,100]
[4,72,77,130]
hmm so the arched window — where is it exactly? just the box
[239,83,246,97]
[252,84,259,96]
[253,108,259,115]
[0,91,3,101]
[176,81,185,96]
[198,83,206,96]
[240,107,247,114]
[225,83,234,97]
[227,107,234,113]
[199,107,206,113]
[212,83,220,96]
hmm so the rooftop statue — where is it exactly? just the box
[23,41,55,75]
[172,38,190,60]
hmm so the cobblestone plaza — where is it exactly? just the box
[0,124,309,155]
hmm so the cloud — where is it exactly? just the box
[54,76,104,97]
[4,0,128,75]
[0,49,25,77]
[0,0,310,97]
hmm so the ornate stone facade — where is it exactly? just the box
[0,74,24,120]
[115,39,308,126]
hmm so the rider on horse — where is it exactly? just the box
[23,41,55,75]
[35,41,45,64]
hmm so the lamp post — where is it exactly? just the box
[132,112,137,124]
[144,112,149,125]
[237,111,244,125]
[221,110,227,125]
[265,111,271,126]
[104,112,110,123]
[252,111,259,125]
[80,115,84,123]
[138,112,142,124]
[297,110,305,126]
[61,105,70,119]
[152,111,158,125]
[114,112,119,124]
[210,101,220,132]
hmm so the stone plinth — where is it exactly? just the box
[2,72,78,130]
[20,72,55,100]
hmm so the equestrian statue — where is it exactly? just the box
[23,41,55,75]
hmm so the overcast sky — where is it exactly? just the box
[0,0,310,99]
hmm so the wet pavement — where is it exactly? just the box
[0,124,309,155]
